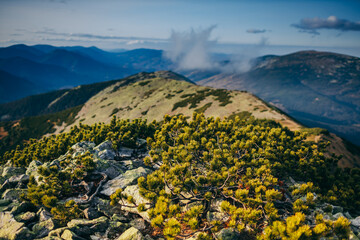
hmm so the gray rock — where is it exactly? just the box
[61,229,86,240]
[37,208,52,222]
[215,228,241,240]
[118,147,134,158]
[130,218,146,231]
[0,211,33,240]
[94,140,113,152]
[95,159,123,179]
[95,198,121,217]
[67,216,109,234]
[106,220,128,239]
[345,212,353,219]
[2,189,27,200]
[122,185,151,222]
[33,218,55,238]
[2,167,25,178]
[333,212,345,220]
[11,201,36,215]
[0,199,11,206]
[98,149,116,160]
[352,216,360,228]
[116,227,144,240]
[206,211,229,223]
[14,211,36,223]
[84,207,101,220]
[71,141,95,157]
[101,167,151,196]
[26,160,43,176]
[332,205,343,214]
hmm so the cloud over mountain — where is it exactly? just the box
[292,16,360,35]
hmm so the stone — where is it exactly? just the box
[2,189,27,200]
[84,207,101,220]
[2,166,25,178]
[67,216,109,234]
[0,212,33,240]
[94,140,113,152]
[48,227,68,237]
[11,201,37,215]
[106,220,128,239]
[95,159,123,179]
[118,147,134,158]
[95,198,121,217]
[9,174,29,184]
[130,218,146,230]
[345,212,353,219]
[206,211,229,223]
[37,208,53,222]
[0,199,11,206]
[333,212,345,220]
[101,167,151,196]
[215,228,241,240]
[116,227,144,240]
[122,185,151,222]
[33,218,55,238]
[35,236,63,240]
[15,211,36,223]
[332,205,343,214]
[61,229,86,240]
[98,149,116,160]
[351,216,360,228]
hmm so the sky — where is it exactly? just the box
[0,0,360,56]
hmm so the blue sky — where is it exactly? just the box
[0,0,359,56]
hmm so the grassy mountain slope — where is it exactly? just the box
[0,71,359,168]
[193,51,360,146]
[0,78,126,120]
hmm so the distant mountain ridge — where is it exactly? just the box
[192,50,360,145]
[0,44,170,103]
[1,44,359,146]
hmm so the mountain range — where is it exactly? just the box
[0,44,359,147]
[0,71,359,170]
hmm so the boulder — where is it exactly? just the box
[48,227,68,237]
[33,218,55,238]
[61,229,86,240]
[94,140,113,152]
[2,189,27,200]
[130,218,146,231]
[98,149,116,160]
[11,201,37,215]
[0,212,33,240]
[84,207,101,220]
[106,220,128,239]
[215,228,241,240]
[25,160,42,176]
[333,212,345,220]
[37,208,52,222]
[101,167,151,196]
[0,199,11,206]
[2,167,25,179]
[95,159,123,179]
[67,216,109,235]
[352,216,360,228]
[71,141,95,158]
[332,205,343,214]
[94,198,121,217]
[15,211,36,223]
[118,147,134,158]
[116,227,144,240]
[122,185,151,222]
[206,211,229,223]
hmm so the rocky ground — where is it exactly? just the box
[1,140,360,240]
